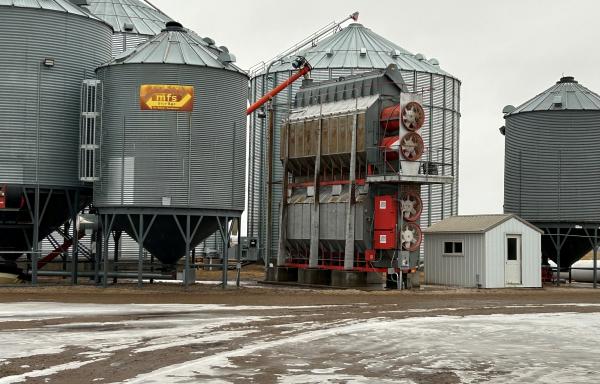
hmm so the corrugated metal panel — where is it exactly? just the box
[103,25,245,74]
[0,6,112,186]
[111,32,148,57]
[86,0,170,34]
[424,214,541,233]
[508,77,600,115]
[485,218,542,288]
[0,0,105,19]
[94,63,248,210]
[424,233,485,287]
[504,110,600,222]
[267,23,450,76]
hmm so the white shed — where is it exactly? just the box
[423,214,542,288]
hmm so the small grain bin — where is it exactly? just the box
[94,21,248,275]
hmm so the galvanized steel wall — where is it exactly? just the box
[484,219,541,288]
[94,64,247,211]
[424,233,485,287]
[504,111,600,223]
[111,33,150,57]
[248,68,460,259]
[0,7,112,187]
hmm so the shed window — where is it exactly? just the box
[443,241,463,255]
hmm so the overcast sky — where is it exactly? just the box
[153,0,600,215]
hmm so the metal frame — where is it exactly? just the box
[539,222,600,288]
[94,209,242,289]
[3,186,87,286]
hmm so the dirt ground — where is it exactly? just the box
[1,265,600,383]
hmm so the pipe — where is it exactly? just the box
[246,64,311,115]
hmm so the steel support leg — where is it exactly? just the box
[344,113,358,270]
[138,215,144,288]
[184,215,191,288]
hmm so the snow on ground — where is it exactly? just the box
[1,303,600,383]
[122,311,600,384]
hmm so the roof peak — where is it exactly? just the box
[557,76,577,84]
[100,22,246,75]
[261,21,454,78]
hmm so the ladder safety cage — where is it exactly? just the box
[79,79,102,182]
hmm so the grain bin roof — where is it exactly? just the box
[0,0,105,21]
[423,214,542,234]
[100,21,246,75]
[268,23,453,77]
[506,76,600,116]
[85,0,171,35]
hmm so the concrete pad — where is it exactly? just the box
[266,267,298,282]
[297,268,331,285]
[331,270,367,287]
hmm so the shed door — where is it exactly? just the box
[505,235,522,285]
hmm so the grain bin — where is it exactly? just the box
[502,76,600,269]
[0,0,112,265]
[85,0,172,56]
[94,21,248,269]
[248,23,460,263]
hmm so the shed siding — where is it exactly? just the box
[425,233,485,287]
[485,218,541,288]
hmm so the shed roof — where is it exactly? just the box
[101,21,246,75]
[423,214,543,234]
[0,0,104,21]
[267,23,454,77]
[505,76,600,116]
[85,0,171,35]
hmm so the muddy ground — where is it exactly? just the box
[0,266,599,383]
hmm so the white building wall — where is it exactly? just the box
[485,218,542,288]
[424,233,486,287]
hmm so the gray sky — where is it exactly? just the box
[153,0,600,215]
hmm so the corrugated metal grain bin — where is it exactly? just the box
[0,0,112,260]
[248,23,461,261]
[94,21,248,264]
[85,0,172,56]
[503,76,600,267]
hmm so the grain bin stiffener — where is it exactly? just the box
[275,66,454,284]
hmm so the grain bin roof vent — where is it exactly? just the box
[557,76,577,84]
[162,20,185,32]
[552,95,563,107]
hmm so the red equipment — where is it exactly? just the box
[0,185,5,209]
[246,60,312,115]
[374,195,397,230]
[374,229,396,250]
[380,104,401,131]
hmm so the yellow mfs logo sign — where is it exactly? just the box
[140,84,194,111]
